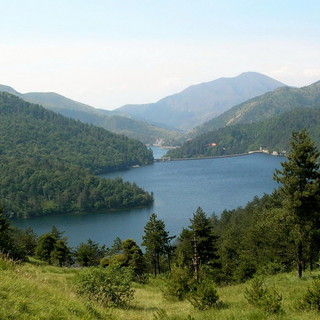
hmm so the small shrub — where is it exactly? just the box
[244,278,267,307]
[296,279,320,311]
[187,280,221,310]
[244,278,282,315]
[74,265,134,307]
[164,267,194,301]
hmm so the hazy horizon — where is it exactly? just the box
[1,0,319,110]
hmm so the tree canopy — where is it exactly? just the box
[0,92,154,218]
[274,130,320,277]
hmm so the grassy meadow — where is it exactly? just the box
[1,257,320,320]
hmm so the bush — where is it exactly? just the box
[164,267,194,301]
[74,265,134,307]
[187,280,221,310]
[296,279,320,311]
[244,278,282,315]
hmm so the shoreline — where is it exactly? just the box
[155,151,284,162]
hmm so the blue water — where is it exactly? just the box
[12,151,283,247]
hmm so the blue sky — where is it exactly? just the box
[1,0,320,109]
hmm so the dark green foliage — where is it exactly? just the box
[210,193,296,284]
[0,209,27,260]
[102,238,146,280]
[274,130,320,277]
[142,213,175,276]
[244,278,283,315]
[0,92,154,218]
[164,267,194,301]
[175,208,219,279]
[121,239,146,277]
[209,131,320,283]
[35,233,57,262]
[74,266,134,307]
[167,108,320,159]
[74,239,106,267]
[35,227,72,266]
[50,239,73,267]
[11,227,37,256]
[189,207,219,265]
[187,280,221,310]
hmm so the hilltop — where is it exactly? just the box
[190,79,320,137]
[116,72,285,131]
[168,80,320,159]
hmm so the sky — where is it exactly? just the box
[1,0,320,110]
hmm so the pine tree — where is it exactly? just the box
[274,130,320,278]
[142,213,174,275]
[190,207,219,265]
[176,208,219,268]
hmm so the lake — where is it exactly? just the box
[12,149,284,247]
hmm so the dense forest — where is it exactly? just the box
[0,92,154,218]
[167,108,320,158]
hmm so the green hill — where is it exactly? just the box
[167,108,320,158]
[190,80,320,137]
[0,92,154,218]
[0,85,180,144]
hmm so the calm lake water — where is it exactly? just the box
[13,149,284,247]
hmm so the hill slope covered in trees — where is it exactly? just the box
[0,85,180,144]
[167,108,320,158]
[0,93,154,218]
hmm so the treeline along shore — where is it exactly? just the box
[155,150,281,162]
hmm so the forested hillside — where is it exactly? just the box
[0,93,154,218]
[166,108,320,158]
[0,85,180,144]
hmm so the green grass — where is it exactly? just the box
[1,257,320,320]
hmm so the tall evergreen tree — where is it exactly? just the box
[176,208,219,267]
[274,130,320,278]
[142,213,174,275]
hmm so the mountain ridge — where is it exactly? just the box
[115,72,286,130]
[0,85,179,144]
[189,79,320,137]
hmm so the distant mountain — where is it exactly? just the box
[166,107,320,159]
[0,85,179,144]
[115,72,286,131]
[190,80,320,137]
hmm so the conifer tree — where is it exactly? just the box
[175,207,219,271]
[274,130,320,277]
[142,213,174,275]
